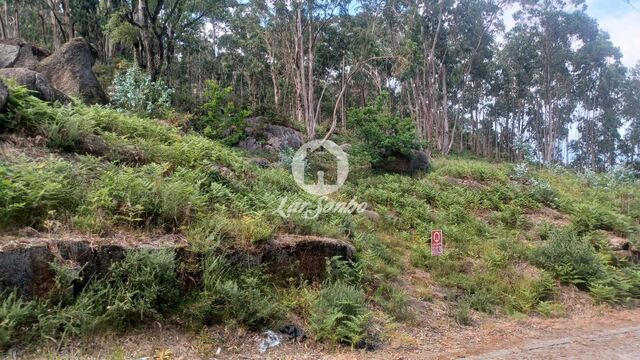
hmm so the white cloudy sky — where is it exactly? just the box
[503,0,640,68]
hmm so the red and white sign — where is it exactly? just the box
[431,230,443,256]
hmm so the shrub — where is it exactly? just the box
[309,282,371,346]
[192,255,283,329]
[41,108,97,151]
[434,159,509,183]
[109,66,173,116]
[572,203,632,236]
[0,83,55,133]
[0,292,43,350]
[605,166,639,187]
[535,301,565,318]
[196,80,250,145]
[530,179,559,208]
[80,164,206,230]
[349,92,424,164]
[0,157,87,228]
[451,301,472,326]
[98,249,180,329]
[374,284,411,321]
[532,231,606,287]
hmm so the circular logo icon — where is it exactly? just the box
[292,140,349,196]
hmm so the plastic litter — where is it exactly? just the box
[258,330,282,353]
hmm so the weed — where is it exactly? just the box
[451,300,472,326]
[192,255,284,329]
[0,156,87,229]
[572,203,634,237]
[374,284,411,321]
[99,249,180,329]
[0,292,43,350]
[309,281,371,346]
[533,231,606,287]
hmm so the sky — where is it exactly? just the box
[503,0,640,68]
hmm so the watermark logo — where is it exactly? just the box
[274,140,367,219]
[292,139,348,196]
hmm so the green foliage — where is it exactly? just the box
[0,292,43,350]
[434,159,509,184]
[309,282,371,346]
[197,80,250,145]
[190,255,283,329]
[99,249,180,328]
[533,231,606,287]
[535,301,565,318]
[572,203,633,236]
[0,83,53,133]
[105,12,138,45]
[41,107,97,151]
[451,301,472,326]
[48,261,82,306]
[325,256,365,285]
[79,164,206,230]
[349,92,424,164]
[109,66,173,116]
[374,283,411,321]
[0,249,179,349]
[0,157,86,229]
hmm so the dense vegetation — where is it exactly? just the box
[0,82,638,353]
[1,0,640,355]
[3,0,639,169]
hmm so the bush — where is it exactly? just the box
[532,231,606,287]
[80,164,206,230]
[97,249,180,329]
[1,249,180,349]
[41,107,97,151]
[451,301,472,325]
[196,80,250,145]
[374,284,411,321]
[109,66,173,116]
[572,203,632,236]
[0,157,87,228]
[0,83,54,133]
[0,292,43,350]
[309,282,371,346]
[349,92,424,164]
[192,255,283,329]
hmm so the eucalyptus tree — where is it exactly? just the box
[570,23,625,170]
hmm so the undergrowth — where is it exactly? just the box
[0,83,639,350]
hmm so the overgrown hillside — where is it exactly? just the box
[1,83,639,354]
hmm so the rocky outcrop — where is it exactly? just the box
[35,38,107,104]
[237,117,304,153]
[0,67,69,103]
[0,39,50,69]
[0,233,355,299]
[230,234,355,280]
[373,149,431,173]
[0,79,8,111]
[609,234,640,264]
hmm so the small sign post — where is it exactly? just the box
[431,230,443,256]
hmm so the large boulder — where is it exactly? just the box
[35,38,107,104]
[237,116,304,153]
[0,39,50,69]
[373,149,431,173]
[0,67,69,103]
[408,149,431,172]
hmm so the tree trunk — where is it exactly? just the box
[63,0,73,40]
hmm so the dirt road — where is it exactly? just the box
[17,304,640,359]
[464,325,640,359]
